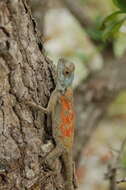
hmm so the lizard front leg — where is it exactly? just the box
[25,90,58,114]
[25,101,48,113]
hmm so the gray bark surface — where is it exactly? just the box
[0,1,63,190]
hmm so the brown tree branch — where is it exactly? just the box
[106,166,117,190]
[105,137,126,190]
[116,178,126,184]
[61,0,96,45]
[62,0,93,29]
[61,0,115,60]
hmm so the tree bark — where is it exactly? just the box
[0,1,63,190]
[30,0,48,35]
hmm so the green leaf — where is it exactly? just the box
[102,17,126,41]
[113,0,126,12]
[101,11,125,29]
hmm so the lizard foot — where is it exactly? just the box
[42,158,56,171]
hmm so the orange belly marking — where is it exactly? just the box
[60,93,75,138]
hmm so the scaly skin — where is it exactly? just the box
[26,58,77,190]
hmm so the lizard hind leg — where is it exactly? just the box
[42,146,63,170]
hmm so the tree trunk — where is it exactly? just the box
[0,1,64,190]
[30,0,48,35]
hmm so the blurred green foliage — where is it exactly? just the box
[113,0,126,12]
[86,16,103,41]
[101,0,126,41]
[102,16,126,41]
[80,0,126,45]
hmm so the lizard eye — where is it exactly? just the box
[65,71,69,75]
[64,69,70,75]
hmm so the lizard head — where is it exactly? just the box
[56,58,75,93]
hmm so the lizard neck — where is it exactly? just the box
[56,82,68,95]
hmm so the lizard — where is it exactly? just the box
[25,58,77,190]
